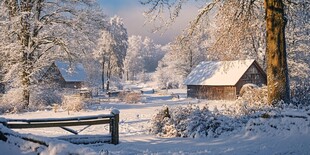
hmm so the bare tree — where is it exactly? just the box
[124,35,144,81]
[94,16,128,91]
[95,30,115,90]
[0,0,105,108]
[141,0,307,105]
[108,16,128,79]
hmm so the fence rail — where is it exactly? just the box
[0,110,120,145]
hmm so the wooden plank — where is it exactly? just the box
[7,119,111,129]
[7,114,113,123]
[60,126,78,135]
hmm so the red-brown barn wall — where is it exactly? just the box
[187,85,236,100]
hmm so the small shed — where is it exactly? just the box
[184,59,266,100]
[43,61,87,89]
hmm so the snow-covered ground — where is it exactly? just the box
[1,88,310,155]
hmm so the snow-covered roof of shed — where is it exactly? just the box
[184,59,255,86]
[54,60,87,82]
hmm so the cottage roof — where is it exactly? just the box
[54,61,87,82]
[184,59,256,86]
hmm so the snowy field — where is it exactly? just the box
[1,88,310,155]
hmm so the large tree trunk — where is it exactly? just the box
[265,0,290,105]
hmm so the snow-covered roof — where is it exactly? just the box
[184,59,255,86]
[54,60,87,82]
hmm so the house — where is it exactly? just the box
[184,59,266,100]
[42,61,87,89]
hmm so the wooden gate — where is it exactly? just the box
[0,110,120,145]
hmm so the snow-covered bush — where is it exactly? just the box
[229,85,269,116]
[150,105,189,137]
[118,92,141,103]
[239,84,267,104]
[186,106,247,138]
[0,88,24,113]
[118,91,126,101]
[29,84,62,110]
[0,83,64,113]
[152,85,309,141]
[245,109,310,136]
[150,101,310,139]
[150,105,243,138]
[62,95,84,112]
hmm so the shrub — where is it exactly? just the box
[150,103,309,139]
[0,84,63,113]
[29,85,62,110]
[118,91,127,101]
[118,91,141,103]
[150,105,191,137]
[0,88,24,113]
[150,82,310,139]
[124,92,141,103]
[239,84,267,103]
[62,95,84,112]
[150,105,241,138]
[231,84,270,116]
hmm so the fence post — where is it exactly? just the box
[0,117,7,126]
[110,109,119,145]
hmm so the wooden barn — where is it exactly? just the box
[42,61,87,89]
[184,59,266,100]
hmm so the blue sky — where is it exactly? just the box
[100,0,137,13]
[99,0,197,45]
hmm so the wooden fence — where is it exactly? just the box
[0,110,120,145]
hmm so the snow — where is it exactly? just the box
[0,141,32,155]
[1,88,310,154]
[54,61,87,82]
[111,109,120,115]
[0,117,7,123]
[184,59,255,86]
